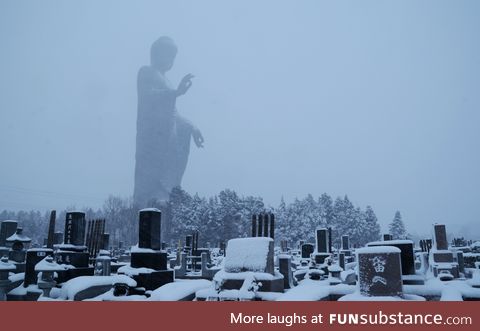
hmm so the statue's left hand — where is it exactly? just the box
[192,128,204,148]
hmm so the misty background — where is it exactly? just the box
[0,0,479,237]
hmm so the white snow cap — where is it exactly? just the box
[356,246,401,254]
[224,237,272,273]
[367,239,413,246]
[139,208,161,212]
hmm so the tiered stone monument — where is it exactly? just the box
[312,228,331,264]
[429,224,459,279]
[56,211,93,282]
[129,208,173,290]
[213,236,284,295]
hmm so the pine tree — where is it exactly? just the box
[364,205,381,243]
[389,211,407,239]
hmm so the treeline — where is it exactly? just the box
[1,188,390,249]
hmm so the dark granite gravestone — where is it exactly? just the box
[257,214,264,237]
[316,228,329,253]
[383,234,393,241]
[341,235,350,251]
[313,228,331,264]
[56,251,89,268]
[339,252,346,270]
[433,224,448,250]
[131,251,168,270]
[129,208,173,290]
[102,233,110,250]
[456,251,465,274]
[251,213,275,239]
[24,248,53,287]
[251,214,257,237]
[64,212,86,246]
[279,255,295,289]
[46,210,56,249]
[301,243,314,259]
[367,240,415,275]
[269,213,275,240]
[357,246,403,297]
[139,209,161,250]
[0,220,18,247]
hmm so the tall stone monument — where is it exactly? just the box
[133,36,204,207]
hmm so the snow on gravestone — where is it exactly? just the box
[224,237,274,274]
[357,246,403,298]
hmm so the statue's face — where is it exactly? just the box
[153,46,177,72]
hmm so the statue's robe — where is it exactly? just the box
[133,66,194,207]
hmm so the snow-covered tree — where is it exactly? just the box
[389,211,407,239]
[363,205,381,243]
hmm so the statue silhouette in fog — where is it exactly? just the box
[134,37,204,207]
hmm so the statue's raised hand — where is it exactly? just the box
[176,73,194,97]
[192,128,204,148]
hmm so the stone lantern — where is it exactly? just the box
[6,228,31,263]
[35,256,65,297]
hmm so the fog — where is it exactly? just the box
[0,0,479,235]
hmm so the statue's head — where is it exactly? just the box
[150,36,178,72]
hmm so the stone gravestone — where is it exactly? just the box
[341,235,349,251]
[367,239,415,275]
[316,228,329,253]
[64,211,86,247]
[278,255,295,289]
[221,237,283,293]
[383,234,393,241]
[56,212,92,283]
[24,248,53,287]
[102,233,110,251]
[433,224,448,250]
[0,220,18,247]
[357,246,403,298]
[139,209,161,250]
[301,243,314,259]
[339,252,345,270]
[430,224,459,278]
[313,228,331,264]
[252,213,275,239]
[129,208,173,290]
[456,251,465,275]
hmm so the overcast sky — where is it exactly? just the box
[0,0,479,236]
